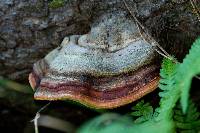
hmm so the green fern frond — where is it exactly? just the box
[161,57,177,76]
[130,100,154,123]
[174,100,200,132]
[175,38,200,113]
[156,58,178,120]
[156,38,200,119]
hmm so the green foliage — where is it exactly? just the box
[156,58,178,120]
[48,0,65,9]
[78,113,175,133]
[78,38,200,133]
[130,100,154,123]
[0,77,33,94]
[176,38,200,113]
[174,100,200,133]
[78,113,134,133]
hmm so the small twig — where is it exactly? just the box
[123,0,200,81]
[190,0,200,22]
[123,0,200,82]
[38,115,76,133]
[33,113,40,133]
[31,102,51,133]
[195,76,200,80]
[154,48,171,59]
[122,0,145,29]
[122,0,174,61]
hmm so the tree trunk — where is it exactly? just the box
[0,0,199,82]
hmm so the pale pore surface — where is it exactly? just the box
[44,35,155,77]
[42,12,156,77]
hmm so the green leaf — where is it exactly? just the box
[0,77,33,94]
[174,100,200,132]
[176,38,200,113]
[130,100,154,123]
[78,113,175,133]
[156,58,178,120]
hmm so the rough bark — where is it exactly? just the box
[0,0,199,82]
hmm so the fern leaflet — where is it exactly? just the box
[175,38,200,113]
[130,100,154,123]
[156,58,178,120]
[174,100,200,132]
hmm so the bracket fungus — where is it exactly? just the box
[29,11,160,109]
